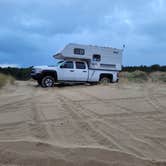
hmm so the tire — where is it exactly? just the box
[41,76,55,88]
[99,77,111,85]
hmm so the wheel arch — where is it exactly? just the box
[41,70,57,81]
[99,73,113,82]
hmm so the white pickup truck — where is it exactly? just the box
[31,60,119,87]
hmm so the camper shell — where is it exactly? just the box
[53,43,122,71]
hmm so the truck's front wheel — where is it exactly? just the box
[41,76,55,88]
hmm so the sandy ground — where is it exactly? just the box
[0,81,166,166]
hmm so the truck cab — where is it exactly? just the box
[31,60,89,87]
[58,60,88,82]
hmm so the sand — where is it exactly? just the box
[0,81,166,166]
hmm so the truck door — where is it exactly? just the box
[75,61,88,81]
[58,61,75,81]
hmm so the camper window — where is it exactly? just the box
[74,48,85,55]
[76,62,86,69]
[113,51,119,54]
[93,54,101,61]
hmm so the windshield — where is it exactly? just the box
[55,60,64,66]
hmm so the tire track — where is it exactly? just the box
[56,93,121,149]
[26,91,52,140]
[70,101,149,157]
[141,84,166,116]
[55,93,148,157]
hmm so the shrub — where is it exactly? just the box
[0,73,15,88]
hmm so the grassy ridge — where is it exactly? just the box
[150,72,166,82]
[0,67,32,81]
[0,73,15,88]
[120,71,166,83]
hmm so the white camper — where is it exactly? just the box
[31,43,123,87]
[54,43,122,71]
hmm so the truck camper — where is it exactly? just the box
[31,43,123,87]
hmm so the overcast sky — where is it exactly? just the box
[0,0,165,67]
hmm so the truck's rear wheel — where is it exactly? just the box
[41,76,55,88]
[99,77,111,85]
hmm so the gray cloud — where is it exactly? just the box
[0,0,165,66]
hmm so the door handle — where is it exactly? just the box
[83,71,87,72]
[70,70,74,72]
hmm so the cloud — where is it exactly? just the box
[0,0,165,66]
[0,64,19,68]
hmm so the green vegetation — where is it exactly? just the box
[150,72,166,82]
[0,73,15,88]
[120,65,166,83]
[120,71,166,83]
[0,67,32,80]
[120,71,148,83]
[122,64,166,72]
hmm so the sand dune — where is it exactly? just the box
[0,81,166,166]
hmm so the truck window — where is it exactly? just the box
[56,60,64,66]
[60,61,74,69]
[76,62,86,69]
[74,48,85,55]
[93,54,101,61]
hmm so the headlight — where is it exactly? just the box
[35,68,43,73]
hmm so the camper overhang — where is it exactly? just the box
[53,53,90,61]
[53,53,64,59]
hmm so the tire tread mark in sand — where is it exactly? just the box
[56,93,147,157]
[92,119,160,157]
[79,90,146,102]
[69,99,148,157]
[74,95,166,105]
[0,98,32,113]
[147,96,166,111]
[72,95,164,120]
[111,103,163,117]
[75,101,164,119]
[28,98,51,140]
[37,106,57,140]
[69,100,166,153]
[143,84,166,112]
[56,94,120,149]
[77,89,164,117]
[59,87,164,158]
[80,88,166,116]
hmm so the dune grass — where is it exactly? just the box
[120,71,148,83]
[150,72,166,82]
[120,71,166,83]
[0,73,15,88]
